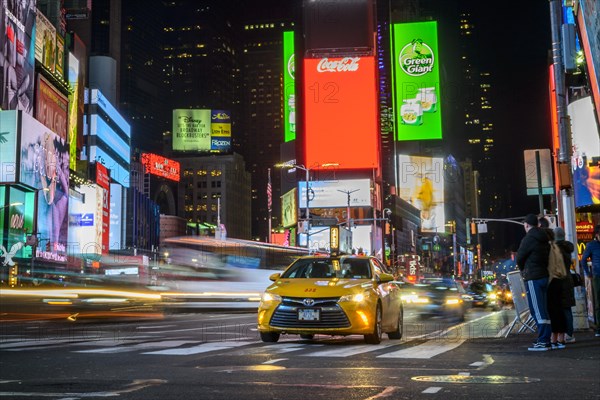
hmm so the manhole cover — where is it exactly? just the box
[412,375,540,384]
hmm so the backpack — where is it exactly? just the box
[548,242,567,280]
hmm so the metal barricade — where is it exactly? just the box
[504,270,536,337]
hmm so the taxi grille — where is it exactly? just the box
[270,297,351,328]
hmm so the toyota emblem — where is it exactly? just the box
[303,298,315,306]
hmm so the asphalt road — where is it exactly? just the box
[1,308,599,399]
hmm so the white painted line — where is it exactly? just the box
[136,325,176,329]
[422,387,442,394]
[143,341,255,355]
[469,361,484,367]
[305,342,400,358]
[74,340,199,354]
[377,339,465,359]
[262,358,288,364]
[458,372,470,376]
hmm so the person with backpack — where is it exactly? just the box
[516,214,552,351]
[546,227,576,348]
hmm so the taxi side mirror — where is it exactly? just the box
[269,273,281,281]
[378,273,394,283]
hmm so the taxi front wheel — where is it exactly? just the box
[364,304,382,344]
[260,332,280,343]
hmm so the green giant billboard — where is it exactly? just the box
[391,21,442,141]
[283,31,296,142]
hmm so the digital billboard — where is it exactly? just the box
[20,112,69,262]
[89,115,130,162]
[35,75,68,140]
[577,1,600,122]
[141,153,181,182]
[281,188,297,227]
[283,31,296,142]
[303,56,379,170]
[173,109,212,151]
[96,163,110,253]
[68,184,102,259]
[298,179,371,208]
[109,183,123,250]
[34,10,56,72]
[1,1,36,115]
[0,110,18,183]
[86,89,131,138]
[397,155,445,233]
[568,96,600,207]
[391,21,443,141]
[85,146,130,188]
[210,109,231,151]
[67,52,80,170]
[0,187,35,261]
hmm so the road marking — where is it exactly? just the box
[377,339,465,359]
[469,361,484,366]
[262,358,288,364]
[0,379,166,398]
[74,340,199,354]
[458,372,470,376]
[304,342,400,357]
[143,341,255,355]
[422,387,442,394]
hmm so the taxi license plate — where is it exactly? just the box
[298,308,320,321]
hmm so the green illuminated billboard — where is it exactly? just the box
[173,109,212,151]
[283,31,295,142]
[391,21,442,141]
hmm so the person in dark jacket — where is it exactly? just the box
[580,224,600,337]
[547,227,576,348]
[516,213,552,351]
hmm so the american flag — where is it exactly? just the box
[267,168,272,212]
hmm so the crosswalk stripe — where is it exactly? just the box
[142,341,255,355]
[377,339,465,359]
[304,342,400,357]
[74,340,199,354]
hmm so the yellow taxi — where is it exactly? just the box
[257,255,404,344]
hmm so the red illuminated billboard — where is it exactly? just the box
[141,153,181,182]
[303,56,379,170]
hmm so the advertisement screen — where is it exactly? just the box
[391,21,443,141]
[0,110,18,183]
[141,153,181,182]
[1,1,36,115]
[298,179,371,208]
[86,89,131,138]
[303,56,379,170]
[109,183,123,250]
[568,96,600,207]
[0,187,35,261]
[173,109,212,151]
[283,31,296,142]
[281,188,297,227]
[68,184,102,258]
[210,109,232,151]
[20,113,69,262]
[34,10,56,73]
[67,52,80,170]
[397,155,445,233]
[577,1,600,122]
[86,146,130,188]
[35,74,68,140]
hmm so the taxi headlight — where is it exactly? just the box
[488,293,497,300]
[261,292,282,302]
[506,292,512,299]
[338,293,366,303]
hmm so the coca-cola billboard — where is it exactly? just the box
[316,57,360,73]
[303,56,379,170]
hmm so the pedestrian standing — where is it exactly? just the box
[547,227,575,349]
[553,227,577,343]
[580,224,600,337]
[516,213,552,351]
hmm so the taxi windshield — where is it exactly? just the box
[281,257,373,279]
